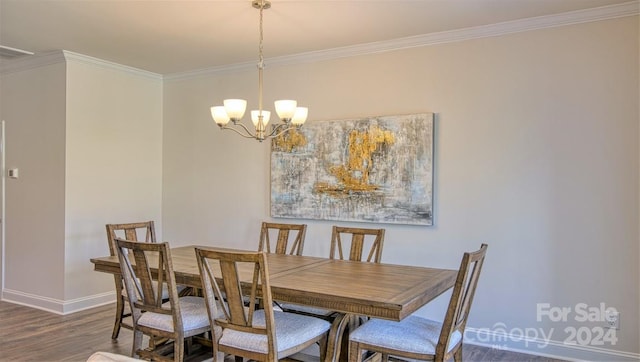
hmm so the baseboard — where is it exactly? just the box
[465,326,640,362]
[1,288,115,315]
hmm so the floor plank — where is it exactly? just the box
[0,301,565,361]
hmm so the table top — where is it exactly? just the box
[91,245,457,321]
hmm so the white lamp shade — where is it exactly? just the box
[211,106,230,125]
[223,99,247,120]
[251,110,271,127]
[274,100,297,120]
[291,107,308,125]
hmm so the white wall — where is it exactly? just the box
[64,55,163,306]
[0,52,164,313]
[163,16,639,359]
[0,58,67,303]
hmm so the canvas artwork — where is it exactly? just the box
[270,113,434,225]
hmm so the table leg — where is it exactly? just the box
[326,313,349,362]
[325,313,362,362]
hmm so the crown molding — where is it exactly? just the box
[62,51,162,81]
[166,0,639,81]
[0,50,66,75]
[1,50,162,80]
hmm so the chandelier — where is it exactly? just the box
[210,0,308,142]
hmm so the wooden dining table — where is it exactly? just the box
[91,245,457,361]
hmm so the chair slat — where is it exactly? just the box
[259,222,307,256]
[330,226,386,263]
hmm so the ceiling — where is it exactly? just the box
[0,0,634,75]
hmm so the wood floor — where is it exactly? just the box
[0,300,565,362]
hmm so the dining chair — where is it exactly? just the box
[106,221,157,340]
[258,222,307,256]
[116,238,211,362]
[330,226,385,263]
[348,243,489,362]
[195,248,332,362]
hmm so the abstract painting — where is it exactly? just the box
[270,113,434,225]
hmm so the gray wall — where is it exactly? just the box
[162,16,639,359]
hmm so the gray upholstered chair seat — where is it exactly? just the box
[349,316,462,356]
[137,296,210,333]
[218,310,331,355]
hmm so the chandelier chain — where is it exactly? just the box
[259,0,264,69]
[257,0,265,114]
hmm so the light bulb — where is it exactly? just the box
[223,99,247,121]
[211,106,230,125]
[275,100,297,121]
[251,110,271,127]
[291,107,308,125]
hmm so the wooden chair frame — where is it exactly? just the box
[116,239,210,362]
[434,243,488,361]
[106,221,156,340]
[195,248,328,362]
[258,222,307,256]
[330,226,385,263]
[348,243,489,362]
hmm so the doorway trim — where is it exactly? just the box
[1,120,5,298]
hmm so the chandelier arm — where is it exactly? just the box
[220,124,258,139]
[267,124,302,139]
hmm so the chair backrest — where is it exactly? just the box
[195,248,277,359]
[106,221,156,256]
[330,226,385,263]
[115,239,183,332]
[436,243,488,357]
[258,222,307,256]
